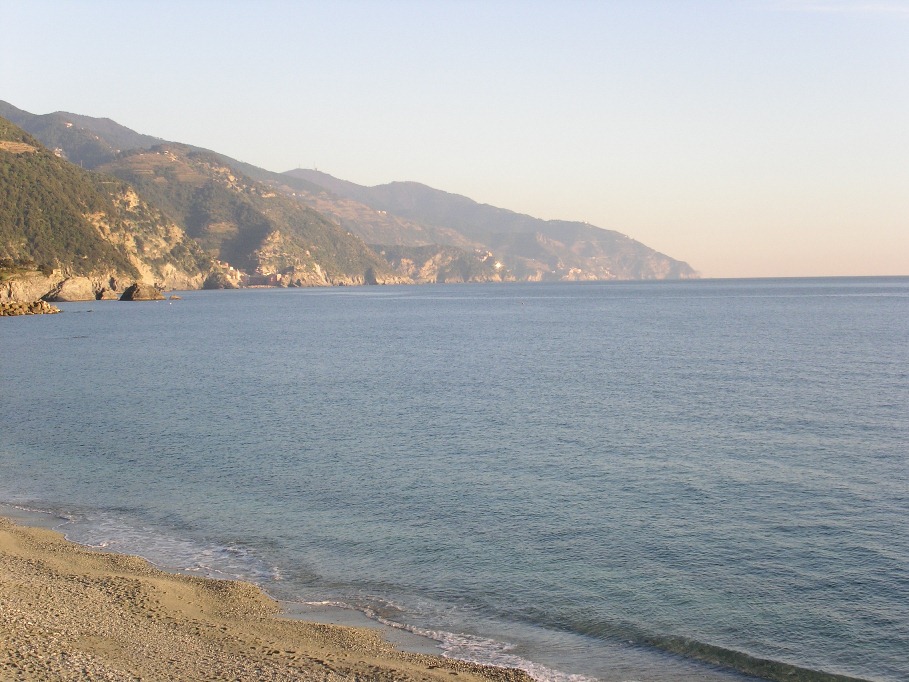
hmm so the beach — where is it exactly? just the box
[0,516,530,681]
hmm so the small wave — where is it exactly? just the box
[0,502,75,530]
[509,610,874,682]
[295,599,594,682]
[430,630,597,682]
[369,615,595,682]
[19,508,282,586]
[642,635,870,682]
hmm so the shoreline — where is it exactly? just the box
[0,507,878,682]
[0,514,531,681]
[1,502,444,658]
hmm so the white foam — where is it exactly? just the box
[372,616,596,682]
[45,512,282,586]
[294,599,594,681]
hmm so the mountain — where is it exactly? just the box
[0,100,162,169]
[3,100,698,285]
[284,170,698,281]
[0,116,211,302]
[95,145,402,286]
[3,101,404,287]
[219,166,505,283]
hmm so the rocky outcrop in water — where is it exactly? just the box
[45,276,99,302]
[0,300,60,316]
[119,283,164,301]
[202,271,240,290]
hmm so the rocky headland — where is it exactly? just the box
[2,103,699,304]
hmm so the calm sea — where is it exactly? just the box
[1,279,906,682]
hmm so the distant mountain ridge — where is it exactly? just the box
[285,169,697,281]
[0,101,162,169]
[1,99,698,293]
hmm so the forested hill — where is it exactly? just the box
[0,117,211,301]
[0,117,137,274]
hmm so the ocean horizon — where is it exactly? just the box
[1,277,906,681]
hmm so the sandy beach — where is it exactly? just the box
[0,516,531,681]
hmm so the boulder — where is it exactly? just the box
[120,283,164,301]
[47,276,97,302]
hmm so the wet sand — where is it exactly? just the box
[0,516,532,681]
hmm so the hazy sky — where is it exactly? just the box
[3,0,907,277]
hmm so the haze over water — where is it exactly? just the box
[1,278,907,681]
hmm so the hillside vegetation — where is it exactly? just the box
[0,117,137,275]
[0,117,211,301]
[98,145,400,285]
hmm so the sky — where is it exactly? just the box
[2,0,907,278]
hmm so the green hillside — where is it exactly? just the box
[0,116,212,300]
[0,117,137,275]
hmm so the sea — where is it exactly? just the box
[0,278,906,682]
